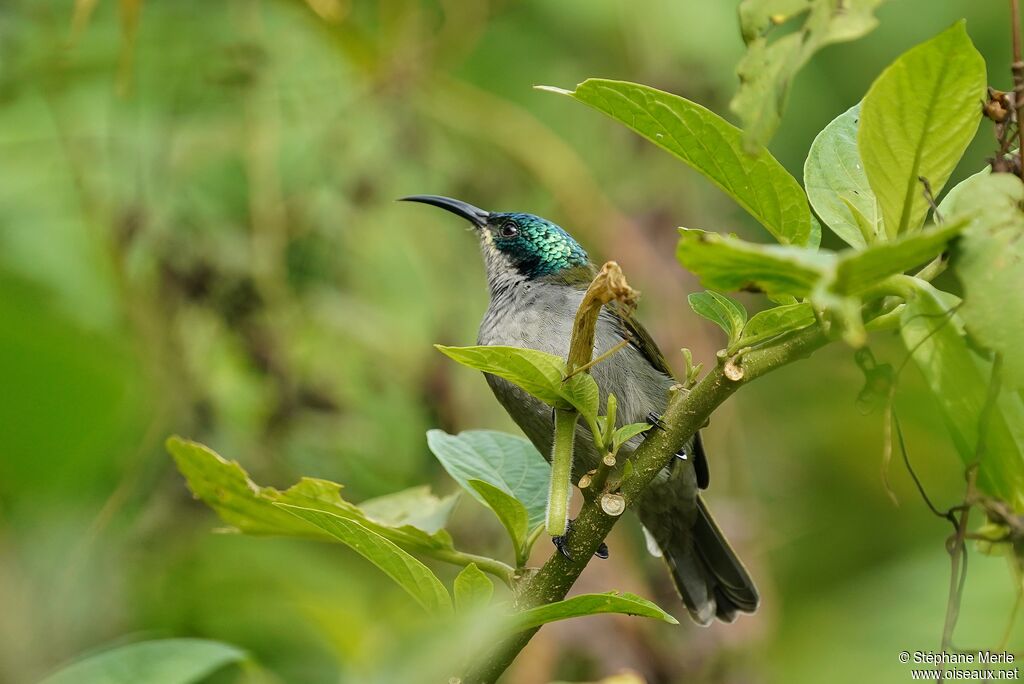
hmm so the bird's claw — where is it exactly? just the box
[646,412,667,431]
[552,533,573,560]
[552,520,610,560]
[647,412,688,461]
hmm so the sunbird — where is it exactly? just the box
[402,195,758,624]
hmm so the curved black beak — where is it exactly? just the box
[399,195,490,228]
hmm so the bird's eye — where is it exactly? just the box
[498,221,519,238]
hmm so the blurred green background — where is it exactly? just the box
[1,1,1020,682]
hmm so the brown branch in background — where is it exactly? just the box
[938,354,1004,672]
[1013,0,1024,179]
[939,477,974,680]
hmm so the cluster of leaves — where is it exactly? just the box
[437,344,651,534]
[163,434,675,637]
[40,426,681,681]
[545,22,1024,516]
[732,0,888,148]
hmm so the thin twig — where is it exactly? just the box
[938,354,1004,668]
[564,338,629,379]
[894,414,957,526]
[919,175,943,223]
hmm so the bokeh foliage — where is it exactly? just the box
[1,1,1021,683]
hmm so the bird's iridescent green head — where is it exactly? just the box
[400,195,590,280]
[481,212,589,278]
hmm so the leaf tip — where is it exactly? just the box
[534,84,573,96]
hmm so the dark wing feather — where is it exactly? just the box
[604,300,675,378]
[603,300,711,489]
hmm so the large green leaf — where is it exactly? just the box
[435,344,600,424]
[830,218,969,295]
[360,485,460,535]
[426,430,551,529]
[506,592,678,632]
[804,103,880,248]
[468,478,530,563]
[167,437,455,553]
[679,221,966,301]
[688,291,747,345]
[39,639,246,684]
[947,173,1024,389]
[435,344,564,404]
[859,21,986,236]
[279,504,453,615]
[543,79,814,245]
[677,229,831,296]
[899,282,1024,509]
[734,302,816,350]
[453,563,494,613]
[734,0,886,149]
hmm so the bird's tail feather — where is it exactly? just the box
[662,496,759,625]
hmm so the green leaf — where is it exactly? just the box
[506,592,678,632]
[677,218,968,351]
[453,563,494,613]
[734,302,816,349]
[937,167,990,218]
[561,371,601,428]
[899,282,1024,509]
[39,639,246,684]
[435,345,600,423]
[167,437,455,553]
[830,218,969,295]
[859,21,986,236]
[278,504,453,615]
[359,485,460,535]
[468,479,530,562]
[688,291,747,344]
[435,344,565,405]
[805,103,881,248]
[734,0,886,149]
[949,173,1024,389]
[543,79,814,245]
[426,430,551,529]
[677,228,832,297]
[612,423,652,452]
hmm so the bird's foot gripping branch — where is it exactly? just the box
[166,15,1024,684]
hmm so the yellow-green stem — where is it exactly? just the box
[546,409,578,536]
